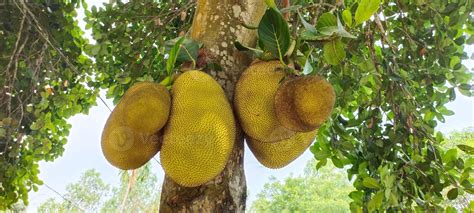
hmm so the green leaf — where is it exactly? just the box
[355,0,381,25]
[316,158,327,169]
[446,206,457,213]
[438,106,455,116]
[443,148,458,163]
[368,191,384,211]
[302,56,313,75]
[165,37,200,65]
[313,149,331,160]
[258,8,291,60]
[166,36,185,75]
[241,23,258,30]
[450,56,461,69]
[300,31,334,41]
[349,191,364,204]
[363,177,381,189]
[320,18,356,39]
[342,9,353,27]
[350,202,363,213]
[90,45,100,56]
[234,41,264,55]
[457,144,474,155]
[298,12,316,34]
[331,156,344,168]
[316,12,337,30]
[30,120,44,131]
[447,188,458,200]
[323,39,346,65]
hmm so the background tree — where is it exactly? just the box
[1,0,473,211]
[440,128,474,211]
[102,164,161,212]
[250,160,354,213]
[37,169,110,212]
[36,164,161,212]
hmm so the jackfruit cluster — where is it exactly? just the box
[234,60,295,142]
[102,58,334,184]
[235,60,335,169]
[101,82,170,170]
[160,70,236,187]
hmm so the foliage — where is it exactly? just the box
[250,160,354,212]
[83,0,194,104]
[37,165,161,212]
[0,0,97,209]
[441,128,474,211]
[280,0,473,211]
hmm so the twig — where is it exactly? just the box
[2,14,26,154]
[120,170,137,212]
[374,15,397,52]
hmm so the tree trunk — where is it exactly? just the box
[159,0,266,212]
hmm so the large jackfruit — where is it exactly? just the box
[234,60,295,142]
[275,76,335,132]
[160,70,236,187]
[102,82,171,170]
[247,129,318,169]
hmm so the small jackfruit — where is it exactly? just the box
[102,82,171,170]
[275,76,335,132]
[246,129,318,169]
[160,70,236,187]
[234,60,295,142]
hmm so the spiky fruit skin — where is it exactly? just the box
[234,60,295,142]
[102,82,170,170]
[246,129,318,169]
[160,70,236,187]
[275,76,335,132]
[274,78,311,132]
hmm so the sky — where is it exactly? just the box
[26,1,474,211]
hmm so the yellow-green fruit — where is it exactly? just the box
[234,60,295,142]
[275,76,335,132]
[160,70,236,187]
[247,129,318,169]
[101,82,171,170]
[122,82,172,134]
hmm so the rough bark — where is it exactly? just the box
[159,0,266,212]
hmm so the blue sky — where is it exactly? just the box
[26,1,474,211]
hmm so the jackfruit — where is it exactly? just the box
[275,76,335,132]
[247,129,318,169]
[234,60,295,142]
[160,70,236,187]
[102,82,171,170]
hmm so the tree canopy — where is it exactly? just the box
[0,0,97,208]
[250,160,354,212]
[0,0,473,211]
